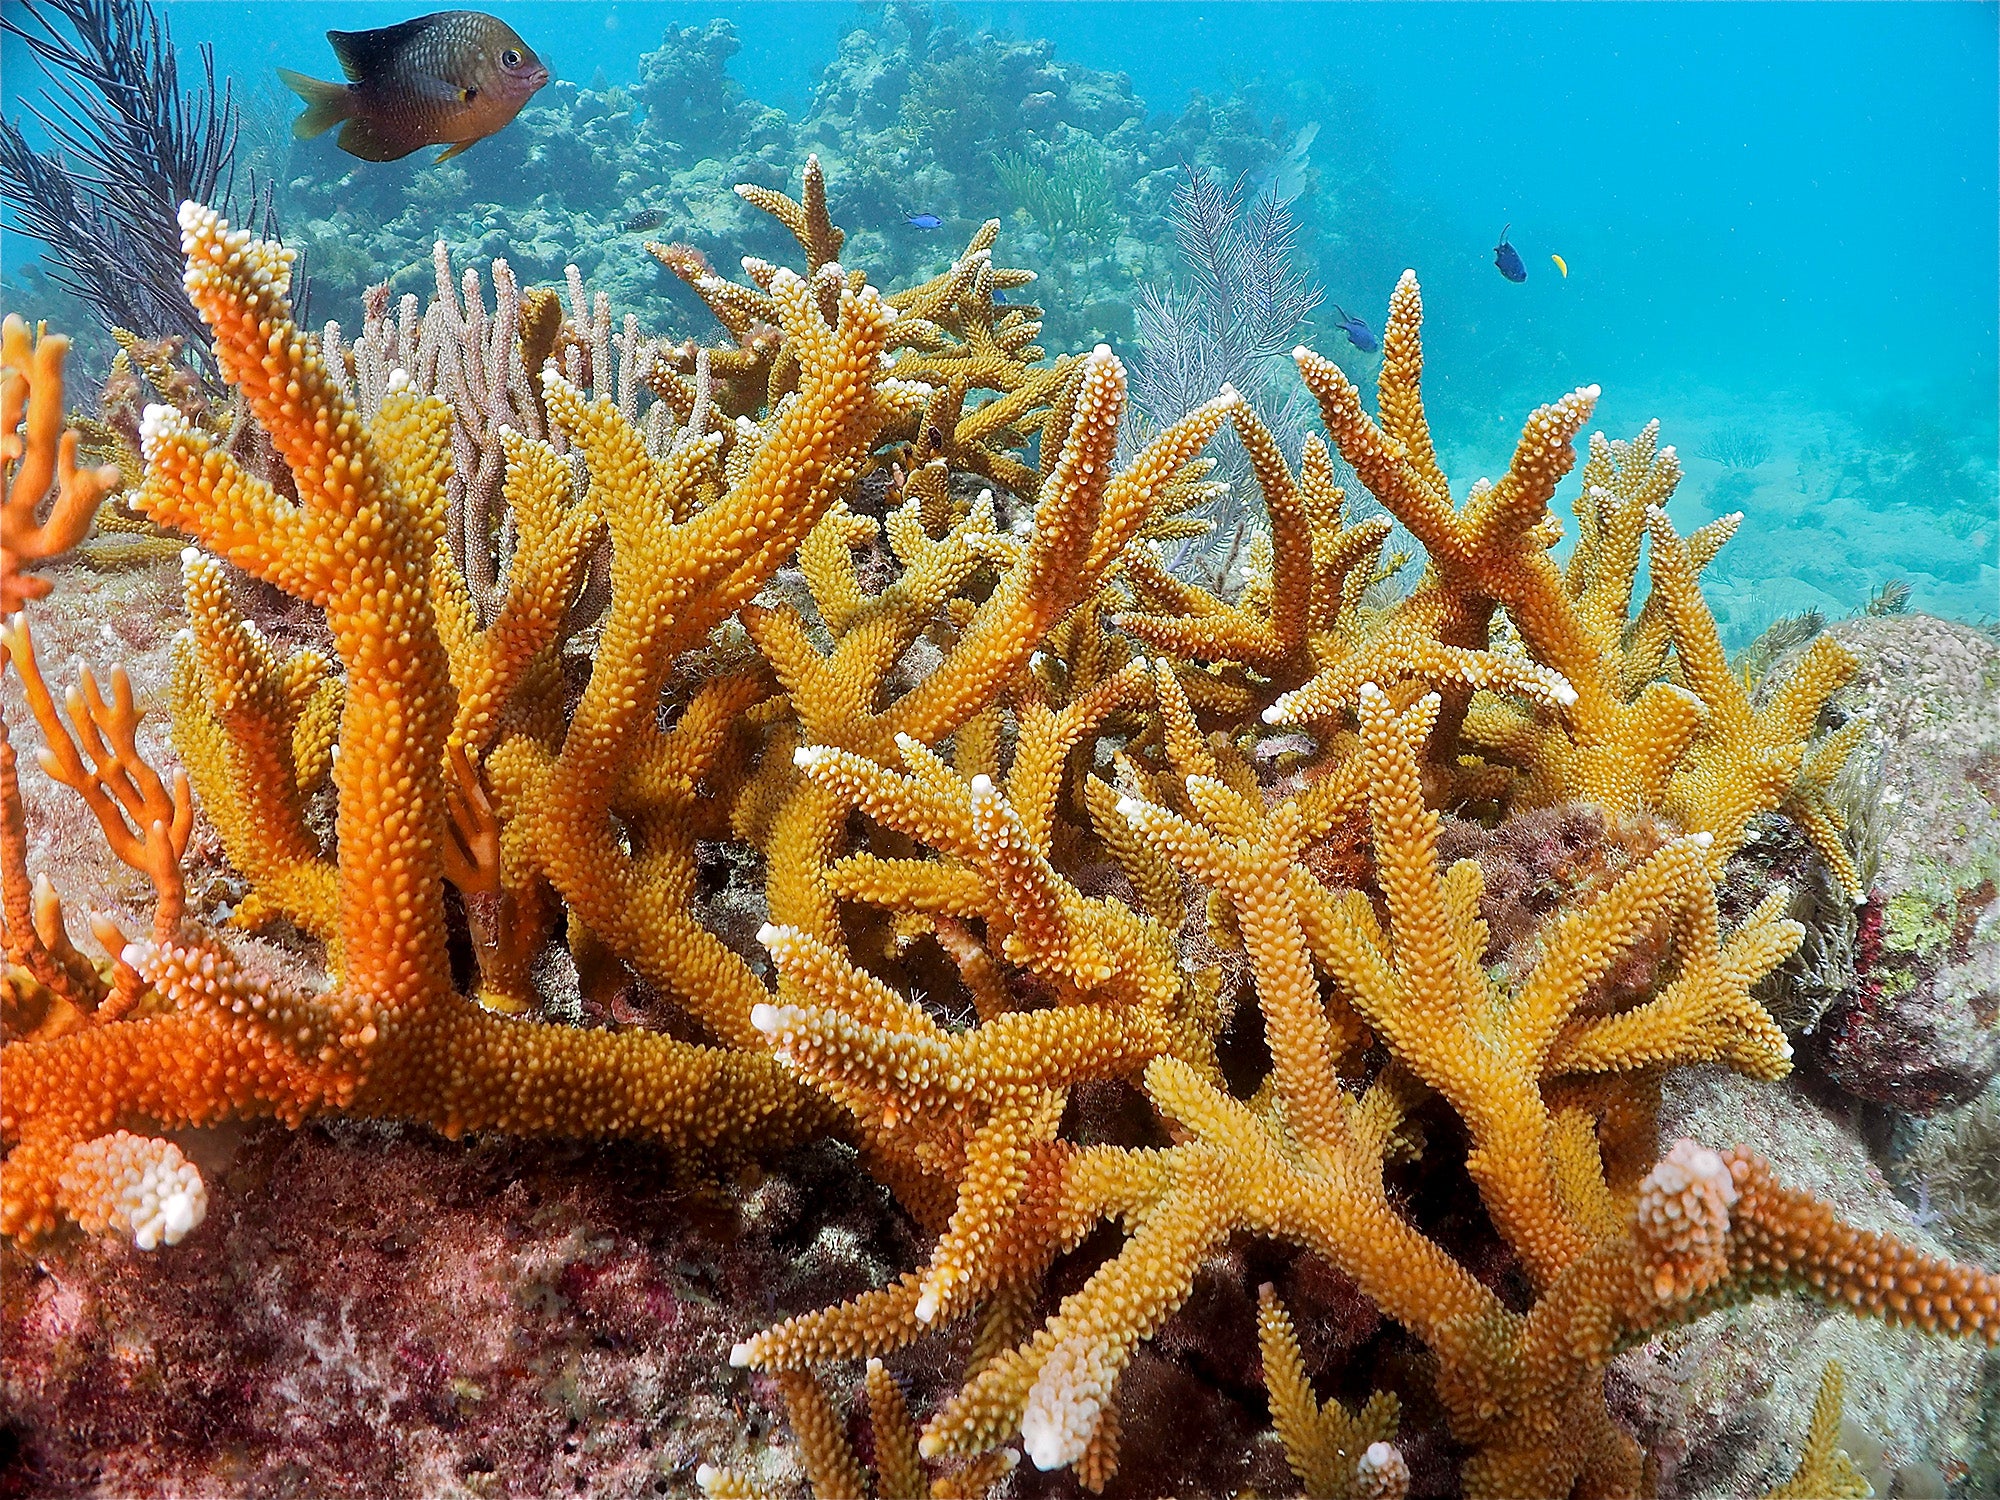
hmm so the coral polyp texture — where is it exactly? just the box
[3,163,1995,1499]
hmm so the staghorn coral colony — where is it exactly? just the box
[3,160,1997,1499]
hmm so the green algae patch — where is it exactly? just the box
[1884,890,1952,957]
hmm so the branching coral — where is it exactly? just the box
[652,164,1065,503]
[1,189,880,1242]
[1258,1283,1405,1500]
[2,313,124,611]
[1762,1362,1870,1500]
[2,159,1992,1500]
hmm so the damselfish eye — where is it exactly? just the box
[502,48,522,67]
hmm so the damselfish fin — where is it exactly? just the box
[325,17,439,82]
[408,73,465,102]
[433,137,478,163]
[334,116,420,163]
[276,68,351,140]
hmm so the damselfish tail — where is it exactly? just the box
[277,68,351,140]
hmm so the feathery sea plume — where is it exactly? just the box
[0,0,303,355]
[1130,164,1324,581]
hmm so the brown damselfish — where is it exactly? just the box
[278,10,549,164]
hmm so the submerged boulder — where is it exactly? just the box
[1802,615,2000,1112]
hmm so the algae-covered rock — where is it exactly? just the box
[1803,614,2000,1112]
[1887,1071,2000,1497]
[0,1123,921,1497]
[1611,1065,1989,1500]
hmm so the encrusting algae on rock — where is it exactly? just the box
[2,161,1996,1498]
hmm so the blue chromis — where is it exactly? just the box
[279,10,549,163]
[1330,305,1379,352]
[1493,224,1528,283]
[904,212,945,230]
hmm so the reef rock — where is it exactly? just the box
[1612,1064,1989,1500]
[0,1124,919,1497]
[1806,614,2000,1112]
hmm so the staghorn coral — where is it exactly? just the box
[1257,1283,1404,1500]
[2,184,888,1246]
[1760,1361,1870,1500]
[651,172,1066,508]
[697,1359,1020,1500]
[3,164,1995,1500]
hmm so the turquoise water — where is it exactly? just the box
[6,1,1995,636]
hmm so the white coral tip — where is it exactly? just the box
[914,1291,940,1324]
[154,1183,202,1247]
[137,403,180,452]
[1691,831,1714,849]
[969,773,995,795]
[728,1342,753,1368]
[1261,703,1287,724]
[1552,680,1579,707]
[1114,796,1143,821]
[1020,1346,1099,1470]
[756,923,782,948]
[385,368,411,392]
[750,1003,781,1034]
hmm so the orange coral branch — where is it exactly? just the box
[2,314,122,612]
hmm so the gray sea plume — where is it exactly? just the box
[1130,165,1324,581]
[0,0,302,356]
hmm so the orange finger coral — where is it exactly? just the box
[2,313,123,612]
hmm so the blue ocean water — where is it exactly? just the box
[5,1,1995,637]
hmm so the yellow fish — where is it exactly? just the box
[280,10,549,164]
[1551,254,1570,278]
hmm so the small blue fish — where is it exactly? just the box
[904,212,944,230]
[1493,224,1527,283]
[1330,305,1377,352]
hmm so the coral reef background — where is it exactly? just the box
[5,2,1994,643]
